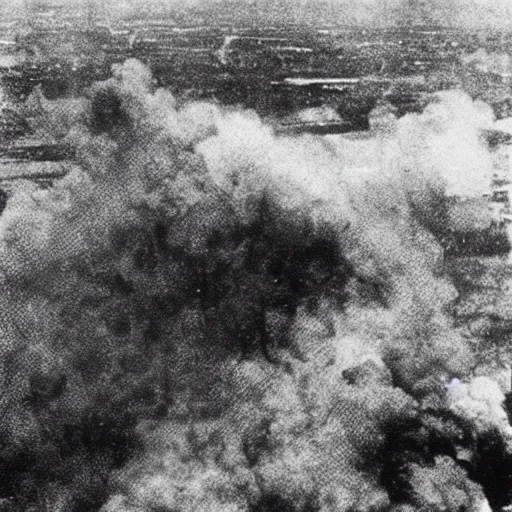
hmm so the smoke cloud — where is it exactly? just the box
[462,50,512,77]
[0,59,510,512]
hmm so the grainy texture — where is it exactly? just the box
[1,3,512,512]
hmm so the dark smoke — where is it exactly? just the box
[0,60,508,512]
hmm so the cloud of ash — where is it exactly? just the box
[0,59,510,512]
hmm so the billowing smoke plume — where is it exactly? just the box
[0,59,510,512]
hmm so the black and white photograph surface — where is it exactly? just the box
[4,1,512,511]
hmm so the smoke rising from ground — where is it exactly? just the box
[0,59,510,511]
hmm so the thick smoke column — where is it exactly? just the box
[0,59,509,512]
